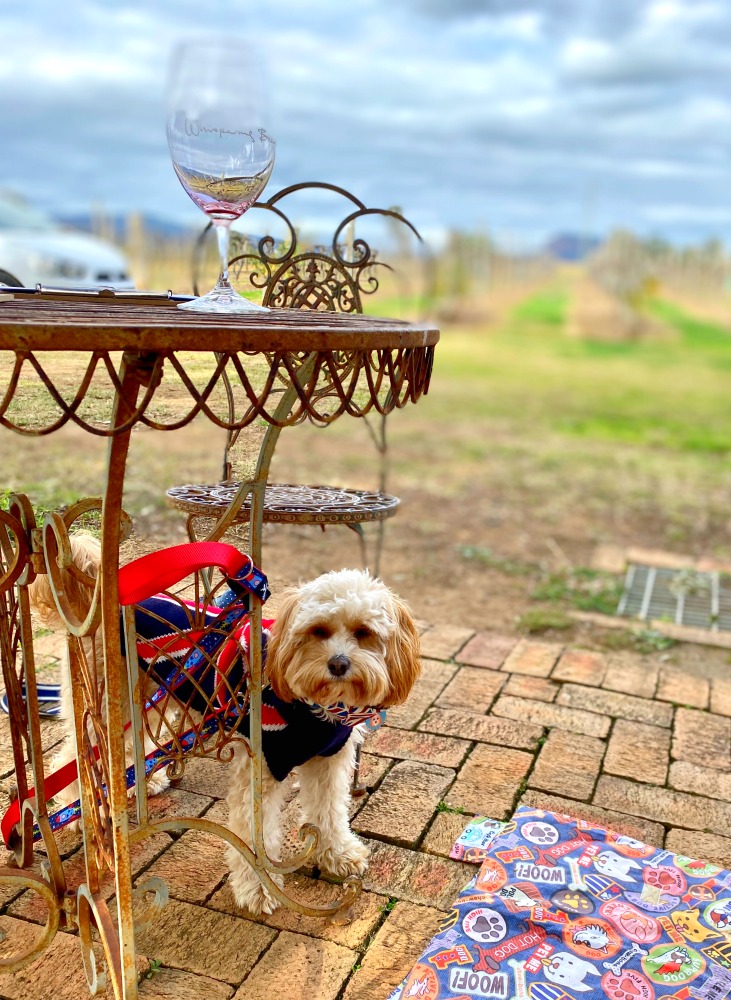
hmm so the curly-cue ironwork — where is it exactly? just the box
[0,499,69,970]
[0,345,433,437]
[0,295,438,999]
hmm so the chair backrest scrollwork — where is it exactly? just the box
[193,182,425,315]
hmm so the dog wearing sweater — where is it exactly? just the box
[29,534,422,915]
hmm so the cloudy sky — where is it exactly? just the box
[2,0,731,247]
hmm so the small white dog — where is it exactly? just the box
[29,535,422,915]
[226,568,421,914]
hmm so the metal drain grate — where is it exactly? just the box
[617,564,731,632]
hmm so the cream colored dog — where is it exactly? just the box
[29,537,422,915]
[227,569,421,914]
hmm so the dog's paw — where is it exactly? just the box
[229,870,283,916]
[146,770,170,798]
[315,836,370,878]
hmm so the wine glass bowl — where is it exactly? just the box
[166,39,275,312]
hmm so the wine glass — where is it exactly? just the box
[166,39,275,312]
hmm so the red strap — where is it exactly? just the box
[2,541,254,847]
[118,541,251,605]
[2,757,82,848]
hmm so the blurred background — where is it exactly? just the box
[3,0,731,666]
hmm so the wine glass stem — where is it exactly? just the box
[215,222,232,288]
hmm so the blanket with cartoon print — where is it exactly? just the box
[390,804,731,1000]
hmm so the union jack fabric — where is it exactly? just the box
[125,598,384,782]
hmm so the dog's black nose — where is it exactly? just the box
[327,654,351,677]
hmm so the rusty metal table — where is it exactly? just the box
[0,296,438,999]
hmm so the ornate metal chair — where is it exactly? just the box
[166,182,427,574]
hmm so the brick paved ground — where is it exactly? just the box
[2,626,730,999]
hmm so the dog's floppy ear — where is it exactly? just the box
[265,587,301,703]
[381,595,421,707]
[28,531,101,629]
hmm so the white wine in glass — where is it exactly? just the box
[166,39,275,312]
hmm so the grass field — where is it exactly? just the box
[2,268,731,672]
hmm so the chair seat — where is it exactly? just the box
[166,482,400,525]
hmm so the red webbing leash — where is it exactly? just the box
[1,542,263,848]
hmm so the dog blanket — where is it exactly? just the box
[125,597,382,781]
[391,803,731,1000]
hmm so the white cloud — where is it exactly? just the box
[1,0,730,244]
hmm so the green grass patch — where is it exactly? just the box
[532,568,624,615]
[598,627,677,655]
[513,288,567,327]
[516,608,574,634]
[427,284,731,455]
[437,801,466,815]
[649,300,731,350]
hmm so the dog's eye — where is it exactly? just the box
[353,626,373,641]
[310,625,332,640]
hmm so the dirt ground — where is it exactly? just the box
[5,405,728,684]
[2,278,730,682]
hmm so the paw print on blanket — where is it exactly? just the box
[521,821,559,845]
[462,907,507,944]
[601,969,654,1000]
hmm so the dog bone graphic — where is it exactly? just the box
[566,857,589,891]
[643,850,674,870]
[603,942,649,975]
[508,959,529,1000]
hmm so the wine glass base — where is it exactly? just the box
[178,287,269,313]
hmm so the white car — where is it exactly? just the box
[0,195,135,290]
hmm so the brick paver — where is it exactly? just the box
[656,667,710,710]
[503,674,559,702]
[208,874,387,950]
[456,632,517,669]
[556,684,674,727]
[672,707,731,769]
[0,916,134,999]
[231,931,356,999]
[363,726,470,769]
[603,719,671,786]
[139,968,234,1000]
[142,829,228,904]
[386,659,457,729]
[594,775,731,834]
[352,760,455,847]
[552,648,607,686]
[419,706,544,748]
[665,829,731,869]
[421,811,473,858]
[601,655,658,699]
[363,840,473,908]
[342,902,443,1000]
[519,789,665,845]
[492,694,611,737]
[8,832,172,924]
[418,624,474,660]
[436,665,505,712]
[668,760,731,800]
[528,729,605,800]
[139,968,234,999]
[135,899,276,983]
[6,622,731,1000]
[501,639,562,676]
[446,744,533,817]
[710,677,731,717]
